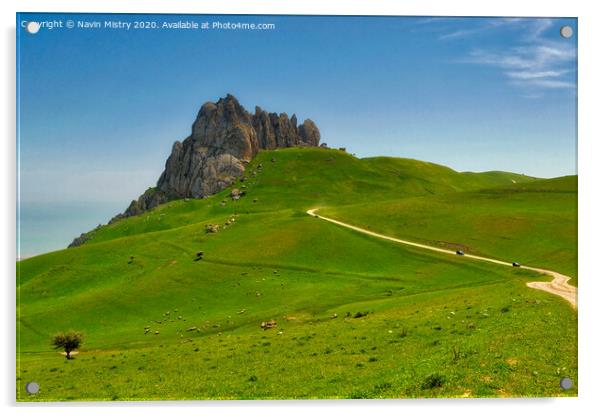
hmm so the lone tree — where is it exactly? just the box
[52,331,83,359]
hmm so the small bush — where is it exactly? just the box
[354,311,370,318]
[373,382,392,393]
[422,373,445,389]
[349,390,370,399]
[452,345,462,362]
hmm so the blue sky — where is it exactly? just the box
[17,13,577,255]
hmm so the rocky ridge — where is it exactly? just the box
[69,94,320,247]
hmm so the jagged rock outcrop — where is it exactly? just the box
[108,188,169,224]
[68,233,90,248]
[298,119,321,147]
[68,94,320,247]
[147,94,319,204]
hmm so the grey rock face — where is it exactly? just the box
[109,187,169,223]
[68,94,321,247]
[68,233,90,248]
[156,140,246,199]
[298,119,321,147]
[150,94,320,204]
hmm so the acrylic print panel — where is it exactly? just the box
[16,13,577,401]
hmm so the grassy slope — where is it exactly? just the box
[17,148,576,400]
[76,148,536,246]
[321,175,577,283]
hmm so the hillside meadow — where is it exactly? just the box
[17,148,577,400]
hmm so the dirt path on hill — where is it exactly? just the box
[307,208,577,308]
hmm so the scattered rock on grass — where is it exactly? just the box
[205,224,220,233]
[260,320,277,330]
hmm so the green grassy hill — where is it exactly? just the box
[321,175,577,283]
[17,147,577,400]
[74,148,536,246]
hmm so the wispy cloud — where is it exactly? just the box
[465,42,575,90]
[506,70,567,80]
[438,17,524,40]
[528,19,554,40]
[521,79,574,89]
[437,18,576,94]
[434,18,551,41]
[412,17,576,95]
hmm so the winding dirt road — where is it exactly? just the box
[307,208,577,308]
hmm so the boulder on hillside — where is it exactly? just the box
[205,224,220,233]
[260,320,277,330]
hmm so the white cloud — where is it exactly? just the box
[463,42,575,92]
[439,29,479,40]
[527,18,554,40]
[438,17,541,41]
[467,43,575,70]
[506,70,567,80]
[513,79,574,89]
[437,18,576,95]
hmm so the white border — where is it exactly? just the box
[2,1,601,414]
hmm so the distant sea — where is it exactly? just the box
[17,201,126,259]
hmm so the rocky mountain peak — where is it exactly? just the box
[82,95,321,237]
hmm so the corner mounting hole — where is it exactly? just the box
[25,381,40,394]
[560,377,573,390]
[560,26,573,39]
